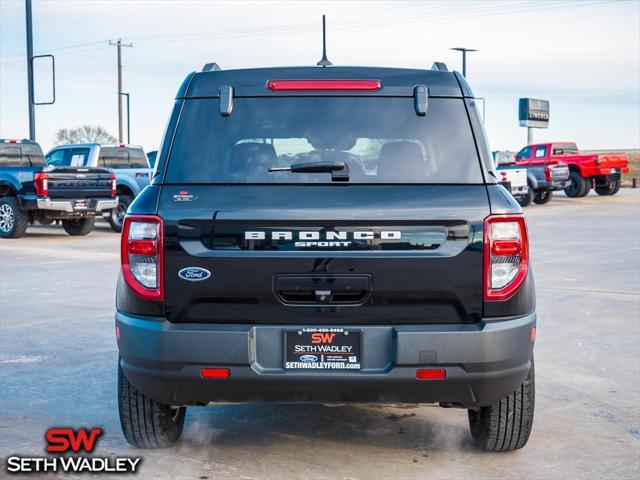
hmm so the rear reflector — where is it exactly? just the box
[267,79,381,91]
[200,368,230,379]
[416,368,446,380]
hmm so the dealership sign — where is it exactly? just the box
[5,427,142,474]
[519,98,550,128]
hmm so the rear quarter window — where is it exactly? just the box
[164,97,484,184]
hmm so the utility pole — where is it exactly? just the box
[109,39,133,143]
[25,0,35,140]
[450,47,477,77]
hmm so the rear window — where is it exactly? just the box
[165,97,483,184]
[0,144,45,167]
[99,147,148,168]
[552,143,578,155]
[46,147,90,167]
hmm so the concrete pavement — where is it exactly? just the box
[1,189,639,479]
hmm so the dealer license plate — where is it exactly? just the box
[284,328,361,370]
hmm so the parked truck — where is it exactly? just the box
[492,152,530,206]
[45,143,151,231]
[515,142,628,197]
[496,150,569,205]
[0,139,118,238]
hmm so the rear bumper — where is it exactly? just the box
[550,179,568,190]
[35,197,118,213]
[117,311,536,408]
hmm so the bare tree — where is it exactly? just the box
[55,125,117,145]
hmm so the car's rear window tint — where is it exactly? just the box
[552,143,578,155]
[165,97,483,184]
[99,147,148,168]
[0,144,45,167]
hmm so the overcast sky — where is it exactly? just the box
[1,0,639,152]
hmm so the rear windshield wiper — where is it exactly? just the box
[269,161,349,182]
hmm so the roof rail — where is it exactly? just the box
[431,62,448,72]
[202,62,221,72]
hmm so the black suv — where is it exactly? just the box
[116,65,536,451]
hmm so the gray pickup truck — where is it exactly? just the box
[494,150,569,206]
[45,144,151,231]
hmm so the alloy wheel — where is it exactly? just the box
[0,204,15,233]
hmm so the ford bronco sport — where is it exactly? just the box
[116,65,536,452]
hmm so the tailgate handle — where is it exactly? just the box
[315,290,333,304]
[274,275,372,306]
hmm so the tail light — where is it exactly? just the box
[121,215,163,300]
[34,172,48,197]
[111,173,117,197]
[484,215,529,301]
[500,171,508,182]
[267,79,381,91]
[544,167,552,181]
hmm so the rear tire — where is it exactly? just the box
[516,189,533,208]
[118,359,186,448]
[61,217,95,236]
[595,179,621,196]
[533,190,553,205]
[565,171,590,197]
[0,196,28,238]
[108,194,132,233]
[468,357,535,452]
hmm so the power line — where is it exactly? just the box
[0,0,626,65]
[130,0,619,46]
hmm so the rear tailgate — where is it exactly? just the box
[161,185,489,325]
[596,153,628,169]
[47,167,113,199]
[549,163,569,182]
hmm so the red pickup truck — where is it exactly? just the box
[515,142,629,197]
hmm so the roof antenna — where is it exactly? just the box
[317,15,332,67]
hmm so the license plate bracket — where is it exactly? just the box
[284,328,361,370]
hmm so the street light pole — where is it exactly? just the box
[109,39,133,143]
[120,93,130,144]
[25,0,35,140]
[450,47,478,77]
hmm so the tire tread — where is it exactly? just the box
[118,359,185,448]
[468,358,535,452]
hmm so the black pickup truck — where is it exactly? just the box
[0,139,118,238]
[116,65,536,452]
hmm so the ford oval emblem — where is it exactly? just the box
[178,267,211,282]
[300,355,318,363]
